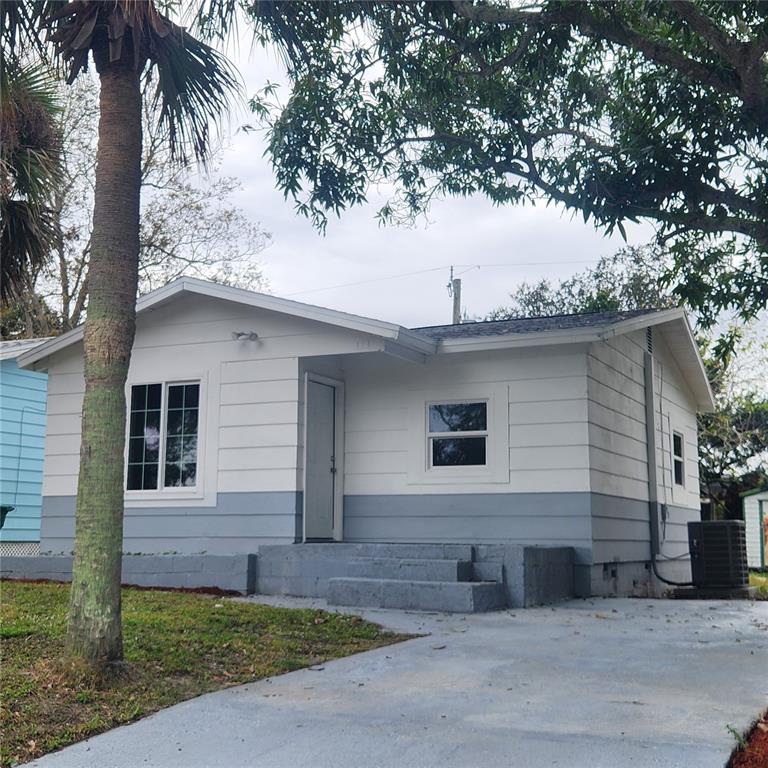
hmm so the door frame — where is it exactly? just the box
[302,372,345,542]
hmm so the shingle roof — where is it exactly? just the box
[0,338,51,361]
[411,308,666,340]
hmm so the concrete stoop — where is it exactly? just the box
[255,542,575,612]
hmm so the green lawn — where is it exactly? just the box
[0,580,408,767]
[751,571,768,600]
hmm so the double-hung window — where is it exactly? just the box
[672,431,684,487]
[127,382,200,491]
[427,401,488,467]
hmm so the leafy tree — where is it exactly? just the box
[17,79,270,332]
[0,288,60,339]
[245,0,767,325]
[487,246,676,319]
[3,1,239,666]
[699,330,768,517]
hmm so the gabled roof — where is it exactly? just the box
[17,278,436,368]
[17,277,714,411]
[0,337,51,361]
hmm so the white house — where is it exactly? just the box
[742,486,767,569]
[16,278,715,608]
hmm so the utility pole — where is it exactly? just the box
[448,266,462,325]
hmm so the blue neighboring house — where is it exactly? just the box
[0,338,49,555]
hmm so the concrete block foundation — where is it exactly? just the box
[1,554,257,593]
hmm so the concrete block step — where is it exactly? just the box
[472,561,504,583]
[347,557,473,582]
[327,577,506,613]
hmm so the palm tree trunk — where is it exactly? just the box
[66,59,142,664]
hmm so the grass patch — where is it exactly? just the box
[0,580,408,767]
[750,571,768,600]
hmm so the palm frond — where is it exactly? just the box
[44,2,241,164]
[0,198,57,301]
[0,1,63,66]
[149,25,241,164]
[0,59,62,300]
[0,61,62,201]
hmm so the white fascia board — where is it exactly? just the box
[657,316,716,412]
[436,326,603,353]
[18,276,437,368]
[17,326,84,369]
[596,307,685,339]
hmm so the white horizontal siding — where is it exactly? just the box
[587,328,702,566]
[341,346,591,497]
[38,293,390,505]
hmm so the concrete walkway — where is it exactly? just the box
[27,598,768,768]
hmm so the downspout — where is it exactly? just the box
[644,348,692,587]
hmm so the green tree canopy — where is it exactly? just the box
[487,246,676,318]
[246,0,768,325]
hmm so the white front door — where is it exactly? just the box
[304,379,337,540]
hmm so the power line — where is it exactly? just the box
[284,259,597,297]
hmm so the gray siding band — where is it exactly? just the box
[40,490,695,566]
[343,492,593,564]
[41,492,302,555]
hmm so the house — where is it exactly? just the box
[13,278,715,609]
[0,338,49,556]
[742,486,767,570]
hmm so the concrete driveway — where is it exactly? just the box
[27,598,767,768]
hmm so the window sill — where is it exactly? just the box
[124,489,206,506]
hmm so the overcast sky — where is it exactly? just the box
[214,42,657,328]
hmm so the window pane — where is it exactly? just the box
[131,385,147,411]
[144,436,159,463]
[674,459,684,486]
[167,385,184,410]
[166,436,182,463]
[429,403,486,433]
[182,436,197,463]
[184,384,199,408]
[146,383,162,410]
[673,433,683,458]
[128,437,144,463]
[143,463,158,490]
[181,463,197,487]
[127,385,161,490]
[167,410,183,436]
[183,409,198,435]
[432,437,486,466]
[164,383,199,488]
[129,411,145,437]
[126,464,143,490]
[164,462,181,487]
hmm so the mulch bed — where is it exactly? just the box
[728,712,768,768]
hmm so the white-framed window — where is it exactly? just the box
[126,381,200,491]
[672,430,685,487]
[427,400,488,468]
